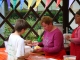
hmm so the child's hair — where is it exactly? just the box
[40,16,53,25]
[14,19,29,32]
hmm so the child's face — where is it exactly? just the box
[21,29,26,34]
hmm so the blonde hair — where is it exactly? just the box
[40,16,53,25]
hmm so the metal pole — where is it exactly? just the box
[63,0,69,33]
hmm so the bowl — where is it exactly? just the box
[63,55,76,60]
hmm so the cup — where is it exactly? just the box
[63,55,76,60]
[63,33,71,39]
[25,46,33,57]
[63,33,71,43]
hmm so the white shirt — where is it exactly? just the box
[7,33,25,60]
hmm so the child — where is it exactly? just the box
[7,19,29,60]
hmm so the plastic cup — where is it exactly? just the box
[63,55,76,60]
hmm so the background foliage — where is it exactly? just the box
[0,10,63,46]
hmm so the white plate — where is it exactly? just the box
[48,58,57,60]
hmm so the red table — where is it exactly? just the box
[27,53,62,60]
[0,48,7,60]
[0,48,63,60]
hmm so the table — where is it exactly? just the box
[0,48,7,60]
[27,53,62,60]
[0,48,63,60]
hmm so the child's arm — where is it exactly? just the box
[18,56,25,59]
[17,55,28,60]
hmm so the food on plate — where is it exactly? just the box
[34,46,41,50]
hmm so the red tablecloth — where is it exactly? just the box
[0,48,63,60]
[27,53,62,60]
[0,48,7,60]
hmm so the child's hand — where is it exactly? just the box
[32,41,38,46]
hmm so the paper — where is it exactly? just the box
[45,0,51,8]
[20,0,24,10]
[7,0,10,10]
[28,0,33,9]
[69,0,74,8]
[34,0,41,8]
[56,0,61,7]
[13,0,17,9]
[0,0,2,7]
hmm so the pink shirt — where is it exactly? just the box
[38,28,64,55]
[71,26,80,44]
